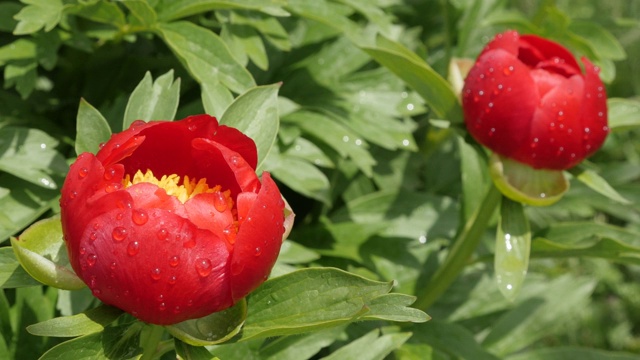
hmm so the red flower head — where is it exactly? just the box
[462,30,609,170]
[60,115,288,325]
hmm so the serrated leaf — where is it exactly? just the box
[123,70,181,129]
[27,305,123,337]
[607,97,640,130]
[0,247,40,288]
[239,267,427,341]
[10,216,85,290]
[13,0,64,35]
[320,329,412,360]
[220,83,280,168]
[76,98,112,155]
[166,299,246,346]
[156,21,255,94]
[0,126,68,189]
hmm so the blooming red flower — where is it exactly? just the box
[462,30,608,170]
[60,115,288,325]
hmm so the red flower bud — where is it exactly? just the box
[462,30,609,170]
[60,115,288,325]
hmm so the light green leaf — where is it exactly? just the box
[39,323,143,360]
[69,1,126,27]
[156,21,255,94]
[277,240,321,265]
[225,24,268,70]
[156,0,290,21]
[259,327,343,360]
[537,222,640,248]
[0,247,40,288]
[361,293,430,323]
[571,167,631,204]
[123,70,181,129]
[4,59,37,98]
[320,329,412,360]
[361,35,462,121]
[174,339,219,360]
[166,299,246,346]
[220,83,280,168]
[607,97,640,130]
[13,0,64,35]
[495,197,531,301]
[506,346,640,360]
[410,321,501,360]
[0,39,36,64]
[458,136,489,222]
[121,0,157,28]
[0,126,68,189]
[263,150,331,205]
[240,267,427,341]
[76,98,112,155]
[27,305,123,337]
[201,80,234,119]
[228,10,291,51]
[10,216,85,290]
[570,21,626,61]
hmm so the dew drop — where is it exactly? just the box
[110,262,117,270]
[157,228,168,240]
[112,227,127,242]
[183,237,196,249]
[127,241,140,256]
[89,232,97,242]
[168,275,177,285]
[230,155,240,167]
[87,254,97,267]
[151,268,161,281]
[488,128,496,137]
[104,167,116,181]
[255,247,262,256]
[173,306,181,314]
[78,167,89,178]
[105,183,121,193]
[169,255,180,267]
[213,192,227,212]
[69,191,77,200]
[131,120,146,128]
[503,66,514,75]
[80,247,86,255]
[92,289,102,296]
[222,224,237,244]
[132,209,148,225]
[116,212,124,220]
[195,258,213,277]
[159,303,166,311]
[530,138,539,149]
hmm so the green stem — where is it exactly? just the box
[140,324,166,360]
[413,183,502,311]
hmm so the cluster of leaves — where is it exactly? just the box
[1,0,640,359]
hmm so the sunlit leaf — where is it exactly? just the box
[495,197,531,301]
[27,305,123,337]
[123,70,181,129]
[166,299,246,346]
[76,98,112,156]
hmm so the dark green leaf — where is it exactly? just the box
[175,339,219,360]
[0,247,40,288]
[156,0,289,21]
[320,329,412,360]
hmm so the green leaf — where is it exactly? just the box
[532,237,640,265]
[361,293,430,323]
[10,216,85,290]
[220,84,280,168]
[458,136,489,222]
[0,126,68,189]
[495,197,531,301]
[174,339,219,360]
[0,2,20,32]
[0,176,59,242]
[570,21,626,61]
[13,0,64,35]
[258,327,343,360]
[571,167,631,204]
[410,321,501,360]
[361,35,462,121]
[69,1,126,27]
[228,10,291,51]
[320,329,412,360]
[166,299,247,346]
[27,305,123,337]
[123,70,181,129]
[201,81,234,118]
[537,222,640,247]
[0,247,40,288]
[506,346,640,360]
[263,150,331,205]
[239,267,427,341]
[607,97,640,130]
[76,98,112,155]
[156,21,256,94]
[4,59,37,98]
[225,24,268,70]
[156,0,290,21]
[277,240,321,265]
[121,0,157,28]
[39,323,143,360]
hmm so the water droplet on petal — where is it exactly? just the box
[503,66,514,75]
[127,241,139,256]
[158,303,166,311]
[112,227,127,242]
[131,120,146,128]
[151,268,161,281]
[104,167,116,181]
[255,247,262,256]
[110,262,117,270]
[79,247,86,255]
[213,192,227,212]
[132,209,148,225]
[173,306,181,314]
[92,289,101,296]
[87,254,97,267]
[183,237,196,249]
[105,183,121,193]
[169,256,180,267]
[157,228,168,240]
[168,276,177,285]
[230,156,240,166]
[195,258,212,277]
[79,167,89,178]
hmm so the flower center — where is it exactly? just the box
[123,169,232,205]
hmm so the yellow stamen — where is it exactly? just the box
[123,169,229,204]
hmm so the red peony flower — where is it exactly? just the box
[462,30,609,170]
[60,115,288,325]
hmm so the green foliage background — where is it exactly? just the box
[1,0,640,358]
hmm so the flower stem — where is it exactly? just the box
[140,324,166,360]
[413,183,502,311]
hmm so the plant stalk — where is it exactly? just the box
[414,183,502,311]
[140,324,166,360]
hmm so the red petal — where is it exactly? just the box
[479,30,520,58]
[78,208,233,325]
[213,125,258,170]
[519,35,581,75]
[579,57,609,159]
[184,192,236,246]
[229,172,285,302]
[126,182,188,218]
[463,48,538,158]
